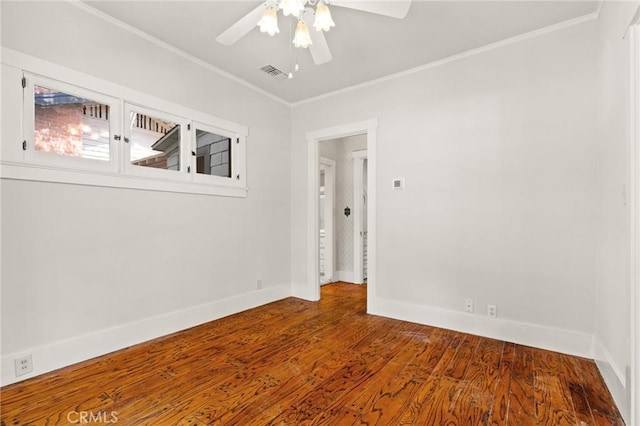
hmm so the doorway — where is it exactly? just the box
[306,119,378,312]
[317,136,367,286]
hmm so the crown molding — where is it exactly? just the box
[292,11,598,107]
[66,1,598,109]
[67,0,292,107]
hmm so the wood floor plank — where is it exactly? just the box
[591,410,626,426]
[398,375,443,425]
[533,370,577,426]
[131,294,370,419]
[489,343,514,425]
[490,375,511,426]
[549,352,596,426]
[573,357,622,421]
[400,327,459,383]
[532,347,578,426]
[0,297,318,416]
[325,324,432,425]
[171,415,208,426]
[0,283,624,426]
[442,333,482,380]
[217,319,401,424]
[180,315,385,425]
[413,376,466,424]
[507,344,536,425]
[250,321,411,424]
[453,338,505,425]
[476,337,506,366]
[567,381,596,426]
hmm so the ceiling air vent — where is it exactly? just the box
[259,64,288,81]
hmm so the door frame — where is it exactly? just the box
[629,21,640,426]
[319,156,336,284]
[306,119,378,312]
[352,149,368,284]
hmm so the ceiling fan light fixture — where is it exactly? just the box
[257,7,280,36]
[292,19,313,48]
[313,1,335,32]
[280,0,305,17]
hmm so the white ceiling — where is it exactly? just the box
[85,1,598,103]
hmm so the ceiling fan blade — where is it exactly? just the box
[303,10,333,65]
[330,0,411,19]
[216,4,264,46]
[308,30,333,65]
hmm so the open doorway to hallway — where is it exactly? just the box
[318,134,368,287]
[306,119,377,307]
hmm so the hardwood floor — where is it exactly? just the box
[1,283,624,425]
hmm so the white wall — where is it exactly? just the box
[292,20,598,356]
[0,1,291,385]
[594,2,639,422]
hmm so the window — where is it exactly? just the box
[195,129,231,178]
[129,113,181,171]
[191,122,243,186]
[124,104,188,179]
[15,71,247,197]
[23,75,120,172]
[34,86,111,161]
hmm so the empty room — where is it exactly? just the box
[0,0,638,424]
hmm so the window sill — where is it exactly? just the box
[0,162,248,198]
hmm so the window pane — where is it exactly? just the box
[195,129,231,178]
[129,112,180,171]
[34,86,110,161]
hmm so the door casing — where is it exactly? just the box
[305,119,378,313]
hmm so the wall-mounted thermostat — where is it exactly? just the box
[392,178,405,190]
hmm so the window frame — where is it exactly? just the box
[23,73,120,173]
[123,102,190,182]
[190,121,245,188]
[4,56,249,198]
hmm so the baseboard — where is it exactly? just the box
[337,270,355,283]
[374,297,594,358]
[1,283,291,387]
[291,282,318,301]
[594,338,630,424]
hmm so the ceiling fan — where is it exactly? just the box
[216,0,412,65]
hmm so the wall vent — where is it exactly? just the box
[259,65,288,81]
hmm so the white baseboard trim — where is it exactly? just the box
[594,338,627,388]
[337,270,355,283]
[291,282,318,301]
[374,297,594,358]
[1,284,291,386]
[594,338,630,424]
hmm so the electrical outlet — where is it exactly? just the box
[487,305,497,318]
[464,299,473,313]
[257,279,263,290]
[15,355,33,377]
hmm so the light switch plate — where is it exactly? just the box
[392,178,405,190]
